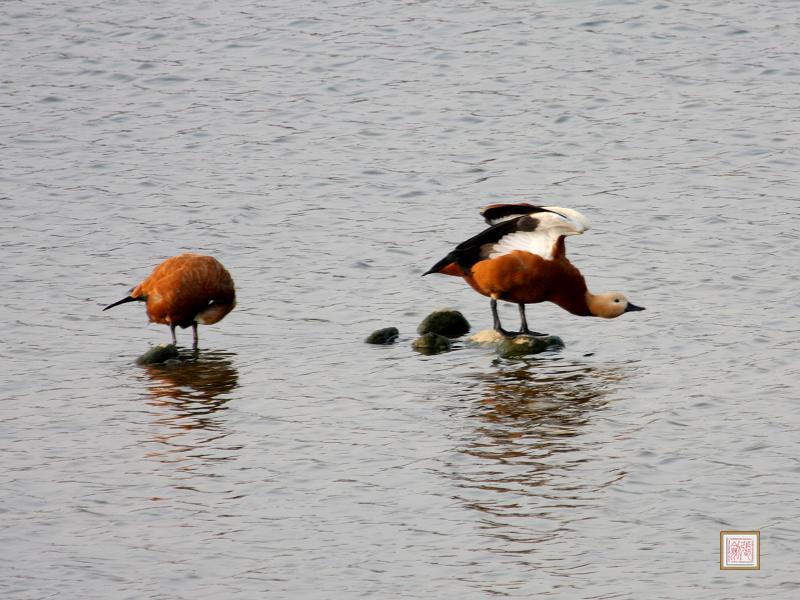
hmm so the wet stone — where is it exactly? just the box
[136,343,179,365]
[417,309,470,338]
[497,335,563,358]
[365,327,399,345]
[468,329,563,358]
[412,332,452,355]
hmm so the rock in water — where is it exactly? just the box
[417,309,470,337]
[468,329,563,358]
[365,327,399,345]
[136,343,179,365]
[496,335,563,358]
[467,329,506,346]
[412,332,452,355]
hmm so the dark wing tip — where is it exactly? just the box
[480,203,550,225]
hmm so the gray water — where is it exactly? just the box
[2,1,799,598]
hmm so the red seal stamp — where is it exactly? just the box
[720,531,760,570]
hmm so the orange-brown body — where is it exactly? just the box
[104,253,236,346]
[459,250,592,316]
[424,204,644,333]
[438,234,593,316]
[133,254,236,327]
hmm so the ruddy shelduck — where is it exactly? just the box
[104,253,236,347]
[424,204,644,336]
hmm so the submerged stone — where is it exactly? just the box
[412,332,452,355]
[136,343,179,365]
[417,309,470,338]
[365,327,399,345]
[468,329,564,358]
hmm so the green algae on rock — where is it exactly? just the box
[496,334,563,358]
[467,329,563,358]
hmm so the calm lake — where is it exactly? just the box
[2,1,799,598]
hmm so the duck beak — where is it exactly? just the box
[103,295,138,311]
[625,302,645,313]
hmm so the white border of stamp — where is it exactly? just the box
[720,530,760,570]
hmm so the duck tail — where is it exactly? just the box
[423,254,463,276]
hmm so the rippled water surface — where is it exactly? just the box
[2,1,799,598]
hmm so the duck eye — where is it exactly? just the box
[614,299,620,303]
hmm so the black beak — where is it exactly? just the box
[625,302,645,313]
[103,295,138,311]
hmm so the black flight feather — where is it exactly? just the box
[423,215,541,276]
[480,203,554,225]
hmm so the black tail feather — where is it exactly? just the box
[423,253,457,276]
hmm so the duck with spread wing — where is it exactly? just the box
[424,204,644,336]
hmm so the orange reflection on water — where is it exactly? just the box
[137,349,241,470]
[451,359,630,540]
[142,349,239,427]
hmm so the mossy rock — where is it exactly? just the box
[365,327,399,345]
[412,332,452,355]
[417,309,470,338]
[136,343,179,365]
[496,334,564,358]
[467,329,564,358]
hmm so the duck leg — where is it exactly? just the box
[192,322,199,348]
[170,324,177,345]
[491,298,515,337]
[518,303,547,337]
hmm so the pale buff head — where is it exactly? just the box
[586,291,645,319]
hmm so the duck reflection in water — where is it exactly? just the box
[138,349,241,467]
[450,359,629,547]
[468,361,622,449]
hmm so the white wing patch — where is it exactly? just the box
[485,212,524,225]
[542,206,591,233]
[484,206,591,260]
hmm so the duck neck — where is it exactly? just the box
[582,291,603,317]
[548,272,593,317]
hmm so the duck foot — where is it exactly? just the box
[495,327,517,338]
[495,327,547,338]
[520,328,548,337]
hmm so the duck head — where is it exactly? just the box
[586,292,645,319]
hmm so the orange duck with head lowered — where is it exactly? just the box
[104,253,236,347]
[424,204,644,336]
